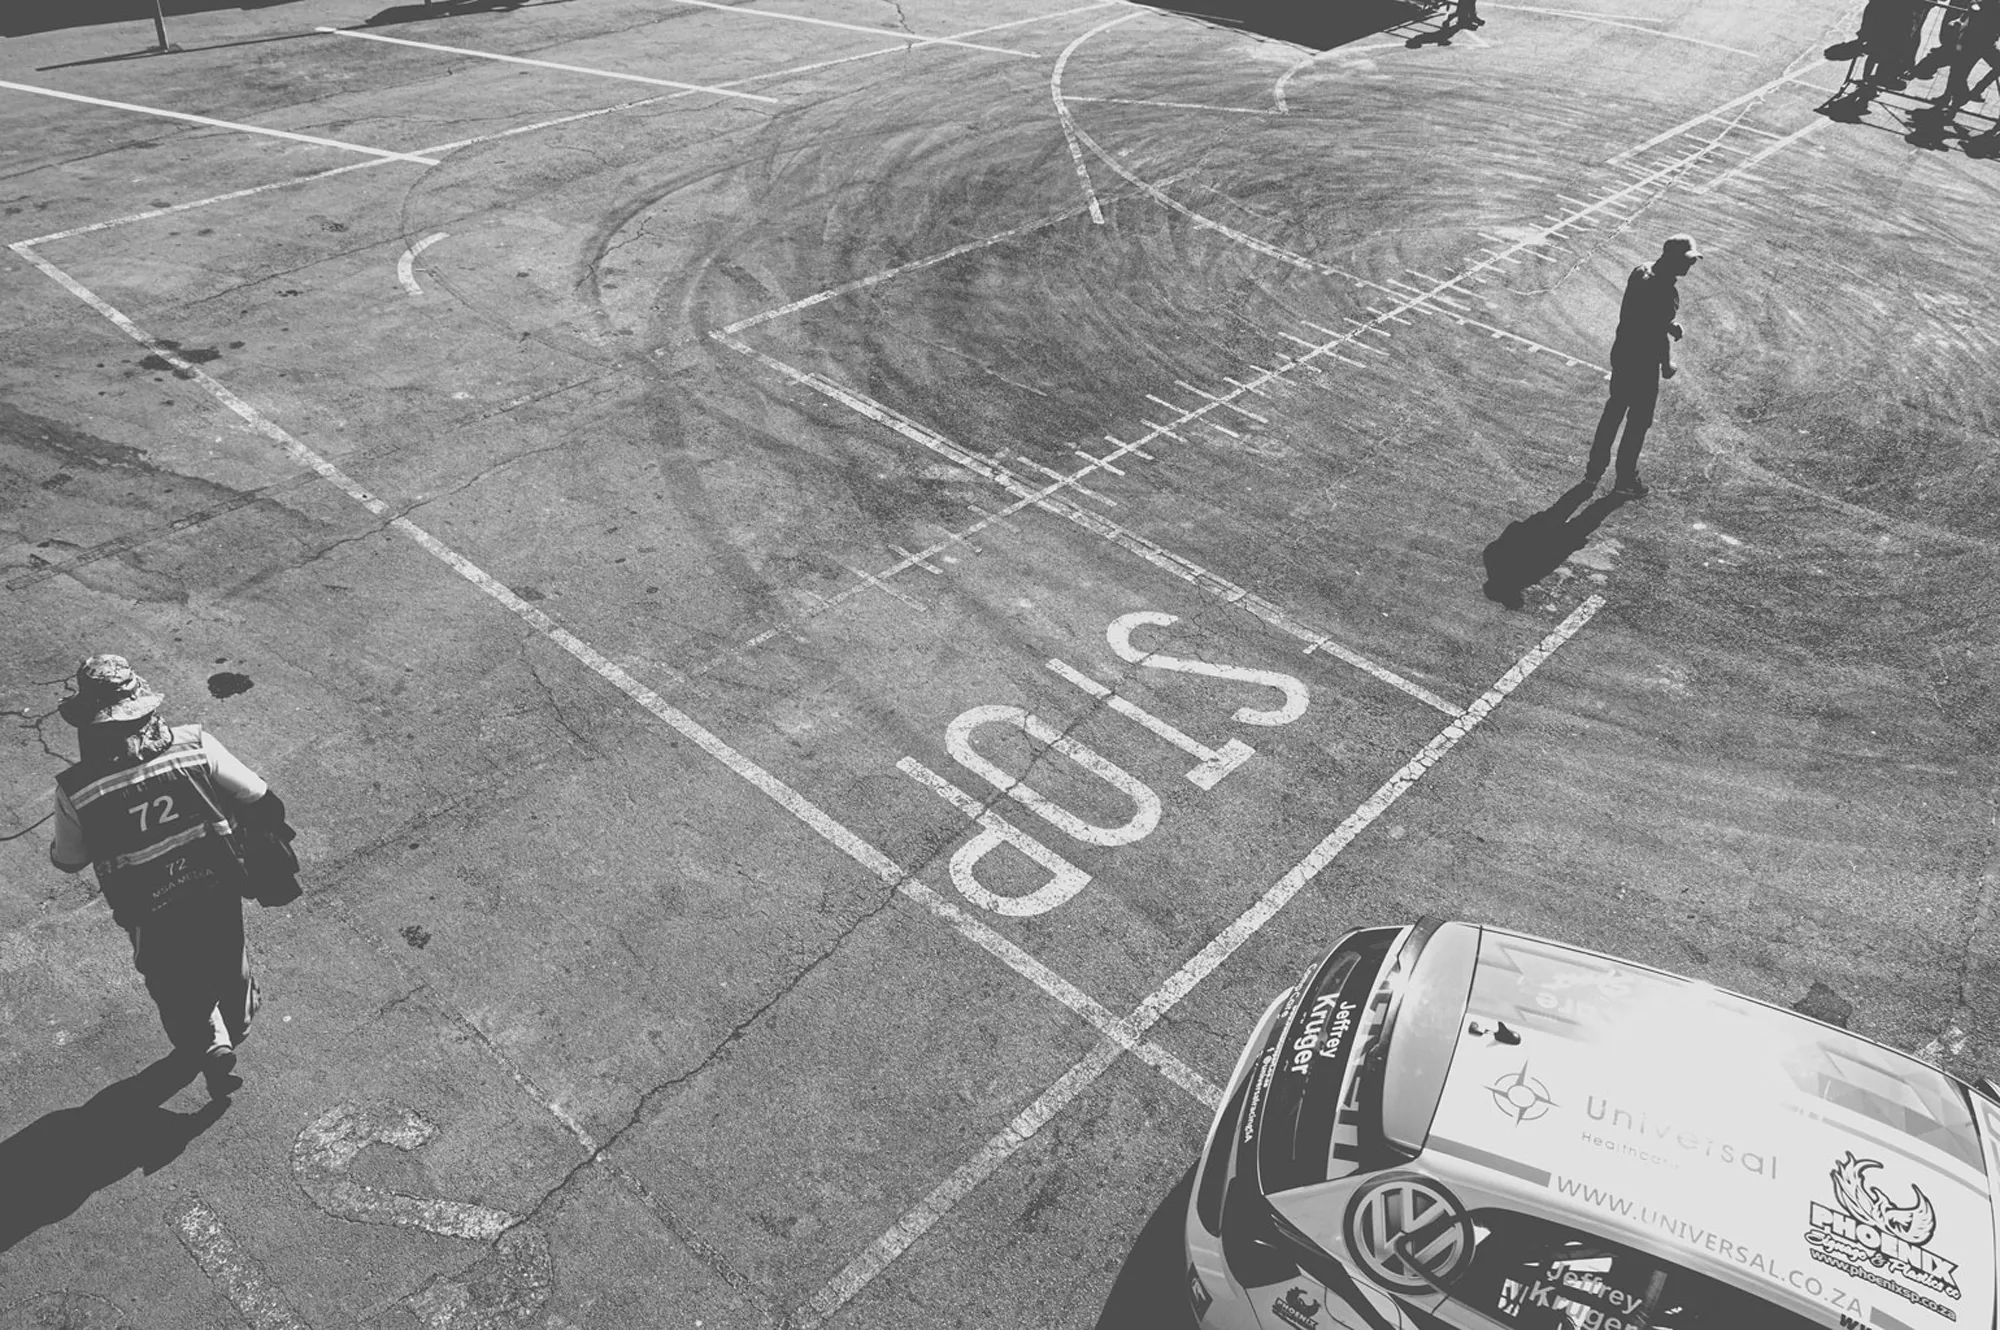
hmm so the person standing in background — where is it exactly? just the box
[1586,236,1701,498]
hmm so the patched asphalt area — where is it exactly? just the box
[4,1,1998,1327]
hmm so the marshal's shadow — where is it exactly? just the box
[1095,1164,1201,1330]
[0,1054,225,1252]
[1481,482,1629,609]
[1133,0,1448,51]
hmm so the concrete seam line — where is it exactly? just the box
[789,598,1604,1327]
[11,237,1210,1159]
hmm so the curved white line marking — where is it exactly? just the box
[396,231,448,297]
[1273,42,1403,113]
[1051,13,1141,224]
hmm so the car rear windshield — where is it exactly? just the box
[1446,1209,1824,1330]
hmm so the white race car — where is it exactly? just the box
[1185,920,1999,1330]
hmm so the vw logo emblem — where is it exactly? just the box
[1343,1174,1473,1293]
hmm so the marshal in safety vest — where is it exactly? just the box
[56,725,251,925]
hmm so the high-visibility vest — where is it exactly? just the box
[57,725,246,922]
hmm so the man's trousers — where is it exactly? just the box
[126,886,258,1054]
[1589,362,1663,481]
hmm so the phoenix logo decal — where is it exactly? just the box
[1805,1151,1959,1315]
[1829,1152,1934,1244]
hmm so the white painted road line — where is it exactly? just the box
[789,1038,1126,1329]
[1694,116,1828,194]
[795,597,1605,1327]
[1272,41,1405,114]
[0,79,440,165]
[1130,596,1604,1032]
[665,0,1040,57]
[1608,68,1809,163]
[719,204,1093,334]
[15,241,1220,1147]
[16,92,695,248]
[1050,12,1130,224]
[1486,3,1759,57]
[316,27,781,102]
[15,159,392,248]
[169,1199,313,1330]
[714,329,1467,716]
[1064,94,1280,116]
[396,232,449,296]
[12,9,1117,249]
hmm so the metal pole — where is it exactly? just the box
[151,0,169,52]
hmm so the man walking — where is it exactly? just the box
[49,655,280,1097]
[1587,235,1701,498]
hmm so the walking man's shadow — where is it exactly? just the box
[1481,481,1629,608]
[0,1054,225,1251]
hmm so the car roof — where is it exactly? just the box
[1411,925,1994,1330]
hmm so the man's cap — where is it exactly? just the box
[58,654,164,727]
[1661,234,1701,260]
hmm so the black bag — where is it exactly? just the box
[236,788,302,907]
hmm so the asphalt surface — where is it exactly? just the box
[1,1,1996,1328]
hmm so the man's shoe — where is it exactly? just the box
[203,1042,240,1098]
[1611,475,1649,497]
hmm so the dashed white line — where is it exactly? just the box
[0,78,440,165]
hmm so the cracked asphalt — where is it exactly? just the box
[3,0,1999,1328]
